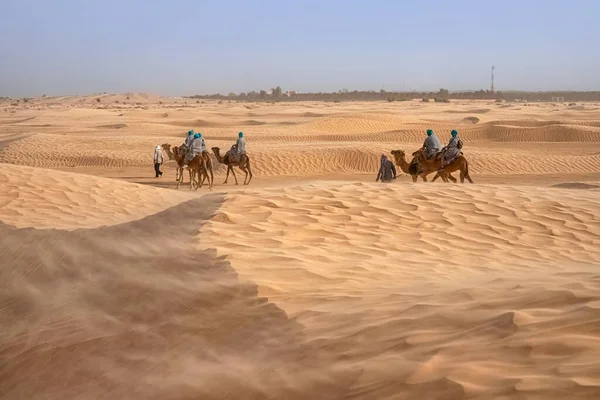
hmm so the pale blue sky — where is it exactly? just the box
[1,0,599,97]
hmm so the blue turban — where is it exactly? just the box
[194,133,200,139]
[239,132,244,138]
[188,130,194,136]
[451,130,458,137]
[427,129,433,136]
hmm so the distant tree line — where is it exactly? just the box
[188,88,600,102]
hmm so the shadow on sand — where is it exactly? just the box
[0,194,358,399]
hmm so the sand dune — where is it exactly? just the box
[4,134,600,177]
[0,163,194,229]
[196,182,600,398]
[2,97,600,398]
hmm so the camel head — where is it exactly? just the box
[390,150,406,164]
[211,147,221,154]
[160,143,175,160]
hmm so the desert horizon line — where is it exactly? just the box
[4,88,600,100]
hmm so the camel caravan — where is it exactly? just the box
[388,129,474,184]
[161,131,253,190]
[158,128,471,190]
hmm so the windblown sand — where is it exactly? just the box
[1,95,600,399]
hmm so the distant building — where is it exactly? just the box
[285,91,297,97]
[551,96,565,102]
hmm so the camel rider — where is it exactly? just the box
[236,132,246,155]
[184,133,205,167]
[229,131,246,162]
[440,130,463,169]
[423,129,441,160]
[179,130,195,158]
[376,154,397,182]
[184,130,195,148]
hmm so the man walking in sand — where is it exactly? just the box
[153,145,164,178]
[376,154,397,182]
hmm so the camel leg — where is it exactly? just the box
[223,166,230,184]
[205,157,214,189]
[229,166,239,185]
[245,161,253,185]
[196,168,206,188]
[200,164,210,187]
[189,169,195,190]
[463,160,474,183]
[240,167,249,185]
[198,168,206,188]
[197,158,206,188]
[433,171,454,183]
[412,175,418,183]
[176,166,185,189]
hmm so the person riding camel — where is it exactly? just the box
[439,130,463,170]
[184,130,195,148]
[184,133,206,168]
[236,131,246,155]
[179,130,195,158]
[376,154,397,183]
[227,131,247,162]
[423,129,441,160]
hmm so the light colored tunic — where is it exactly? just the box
[423,134,441,159]
[153,147,163,163]
[186,138,206,161]
[236,137,246,154]
[184,135,195,148]
[444,136,461,162]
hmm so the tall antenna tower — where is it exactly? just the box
[491,65,495,93]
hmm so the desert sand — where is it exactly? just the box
[1,95,600,399]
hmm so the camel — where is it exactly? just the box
[161,143,186,182]
[199,152,214,189]
[390,150,456,183]
[161,143,213,189]
[211,147,253,185]
[412,148,474,183]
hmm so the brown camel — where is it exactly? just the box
[161,143,212,189]
[390,150,456,183]
[412,148,474,183]
[179,154,204,190]
[199,152,214,189]
[161,143,186,182]
[211,147,253,185]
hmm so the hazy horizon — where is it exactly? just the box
[2,0,599,97]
